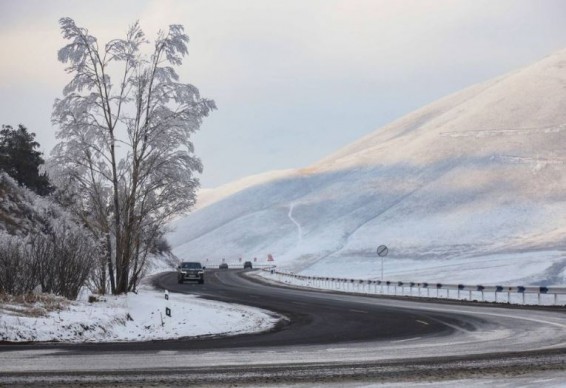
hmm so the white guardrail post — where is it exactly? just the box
[263,269,566,307]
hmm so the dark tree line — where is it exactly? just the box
[0,124,53,196]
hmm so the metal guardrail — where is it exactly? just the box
[206,262,275,269]
[263,270,566,306]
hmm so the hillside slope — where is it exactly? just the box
[169,50,566,286]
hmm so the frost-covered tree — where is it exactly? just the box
[51,17,215,294]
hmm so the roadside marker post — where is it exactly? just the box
[164,290,171,320]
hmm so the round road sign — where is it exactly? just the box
[376,245,388,257]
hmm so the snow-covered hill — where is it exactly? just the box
[169,50,566,286]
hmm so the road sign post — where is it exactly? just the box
[376,245,388,294]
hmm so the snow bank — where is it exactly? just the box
[0,284,280,343]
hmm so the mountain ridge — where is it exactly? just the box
[169,49,566,285]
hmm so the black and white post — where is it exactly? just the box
[165,290,171,320]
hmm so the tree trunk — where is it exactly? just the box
[129,236,141,293]
[100,256,106,295]
[109,138,127,294]
[106,233,116,294]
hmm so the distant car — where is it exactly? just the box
[219,263,229,270]
[177,262,205,284]
[243,261,253,269]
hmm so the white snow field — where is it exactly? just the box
[169,49,566,287]
[0,282,279,343]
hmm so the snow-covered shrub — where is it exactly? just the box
[0,172,44,236]
[0,172,99,299]
[0,233,36,295]
[29,219,98,300]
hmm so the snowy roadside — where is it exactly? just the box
[0,281,281,343]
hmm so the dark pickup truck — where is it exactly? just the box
[177,262,205,284]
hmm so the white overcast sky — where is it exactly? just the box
[1,0,566,187]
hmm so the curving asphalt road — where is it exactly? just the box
[1,268,565,386]
[150,269,476,349]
